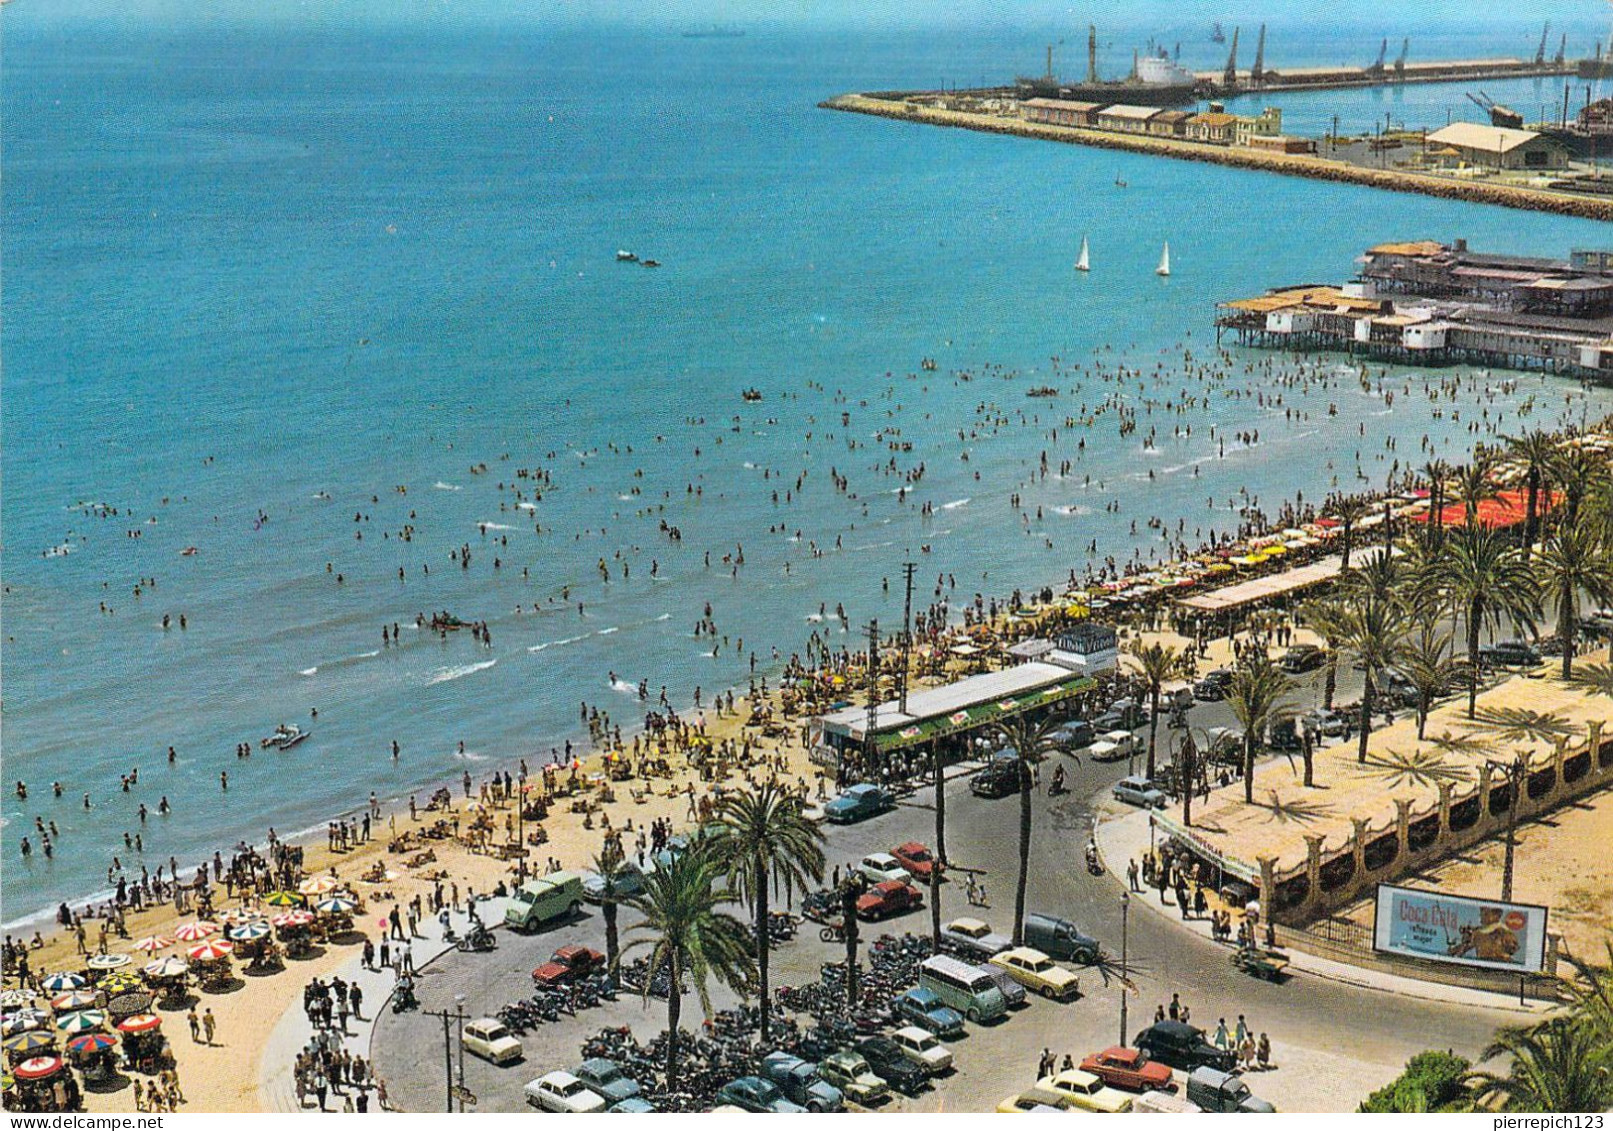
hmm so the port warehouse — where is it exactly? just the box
[1020,97,1313,152]
[1217,240,1613,380]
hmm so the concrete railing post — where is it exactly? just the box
[1436,781,1453,839]
[1394,798,1411,861]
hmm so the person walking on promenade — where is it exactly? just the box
[201,1007,216,1045]
[388,904,403,941]
[1167,993,1181,1022]
[1127,858,1140,892]
[350,983,363,1021]
[1213,1018,1230,1049]
[187,1007,201,1043]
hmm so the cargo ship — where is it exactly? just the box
[1016,28,1198,107]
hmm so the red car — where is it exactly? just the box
[1079,1046,1174,1093]
[532,944,606,986]
[856,880,923,921]
[891,842,938,884]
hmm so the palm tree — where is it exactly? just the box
[1425,528,1541,717]
[1302,595,1350,711]
[1466,1017,1613,1112]
[622,843,755,1089]
[709,781,825,1046]
[1550,445,1610,528]
[1333,550,1409,762]
[992,714,1066,944]
[1420,459,1451,548]
[1505,430,1559,546]
[592,838,635,989]
[1332,495,1372,568]
[1225,654,1298,804]
[1128,641,1180,780]
[1396,621,1466,740]
[1451,451,1497,528]
[1536,516,1613,680]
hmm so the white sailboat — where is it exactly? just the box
[1156,242,1171,277]
[1075,236,1090,273]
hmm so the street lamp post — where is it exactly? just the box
[1119,890,1131,1047]
[454,995,468,1113]
[517,770,527,882]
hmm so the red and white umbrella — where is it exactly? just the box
[272,910,315,928]
[116,1014,161,1034]
[13,1055,64,1080]
[130,936,172,954]
[185,940,234,962]
[143,958,189,980]
[50,992,98,1012]
[172,922,219,943]
[296,876,339,896]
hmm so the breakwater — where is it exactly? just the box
[821,94,1613,222]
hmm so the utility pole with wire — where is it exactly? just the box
[898,561,917,714]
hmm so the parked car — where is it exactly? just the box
[969,762,1020,799]
[854,1035,930,1095]
[1193,670,1234,700]
[1133,1021,1236,1073]
[996,1093,1066,1113]
[1026,1069,1135,1113]
[608,1097,657,1113]
[856,879,923,920]
[1267,717,1304,753]
[939,917,1013,960]
[979,962,1028,1009]
[1079,1046,1173,1093]
[581,862,646,904]
[824,783,896,824]
[890,842,937,883]
[1023,913,1101,964]
[892,987,965,1039]
[532,944,606,986]
[1131,1089,1201,1113]
[1481,639,1542,668]
[988,947,1081,1000]
[857,852,912,886]
[817,1051,889,1104]
[1302,707,1350,739]
[713,1076,806,1114]
[889,1026,953,1075]
[573,1058,642,1106]
[1089,730,1137,763]
[1186,1066,1276,1113]
[759,1051,843,1112]
[1052,720,1095,750]
[461,1018,523,1065]
[1112,775,1166,810]
[505,871,585,932]
[1277,644,1327,673]
[1202,726,1245,764]
[525,1071,607,1113]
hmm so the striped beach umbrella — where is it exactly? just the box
[116,1014,161,1034]
[66,1033,118,1055]
[86,953,130,971]
[130,936,173,954]
[186,940,234,962]
[39,973,85,994]
[0,991,33,1009]
[1,1017,41,1037]
[314,896,357,915]
[2,1031,56,1054]
[98,973,143,997]
[12,1055,64,1080]
[172,921,219,942]
[142,957,189,980]
[262,891,302,908]
[227,921,271,942]
[55,1010,107,1034]
[49,992,98,1012]
[297,876,339,896]
[272,910,315,928]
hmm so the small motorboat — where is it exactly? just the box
[180,546,199,556]
[616,249,638,262]
[741,388,764,402]
[261,724,310,750]
[640,259,661,268]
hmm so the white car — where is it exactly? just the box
[857,852,912,887]
[891,1025,953,1074]
[462,1018,523,1065]
[525,1071,607,1113]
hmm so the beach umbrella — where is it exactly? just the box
[130,936,172,954]
[66,1033,117,1056]
[87,953,130,972]
[297,876,338,896]
[172,921,219,942]
[262,891,301,908]
[0,991,33,1009]
[227,921,271,942]
[314,896,356,915]
[54,1011,106,1034]
[116,1014,161,1034]
[98,973,143,997]
[49,992,98,1013]
[105,992,153,1018]
[186,940,234,962]
[39,973,85,994]
[2,1031,56,1055]
[272,911,314,929]
[143,958,189,980]
[11,1056,63,1081]
[1,1017,41,1037]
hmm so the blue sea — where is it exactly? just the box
[5,3,1612,922]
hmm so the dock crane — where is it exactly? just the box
[1250,24,1266,85]
[1366,38,1387,78]
[1393,37,1409,78]
[1222,26,1240,87]
[1536,21,1550,66]
[1555,33,1566,67]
